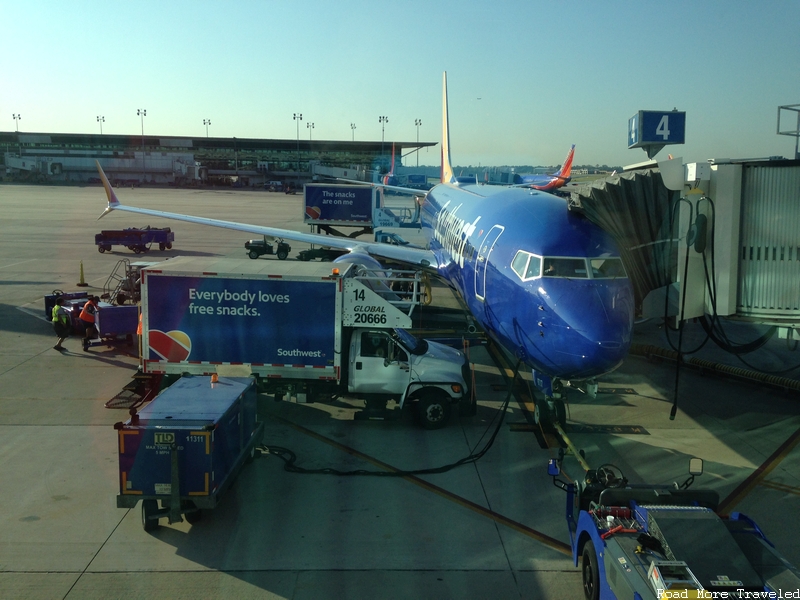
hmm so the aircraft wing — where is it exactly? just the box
[95,162,439,270]
[336,178,428,196]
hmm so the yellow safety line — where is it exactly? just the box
[269,413,571,556]
[718,427,800,514]
[759,479,800,496]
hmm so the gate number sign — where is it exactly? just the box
[628,110,686,148]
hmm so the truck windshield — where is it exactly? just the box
[393,328,428,355]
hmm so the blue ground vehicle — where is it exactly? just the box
[95,226,174,253]
[548,457,800,599]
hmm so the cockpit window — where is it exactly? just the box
[542,257,588,278]
[590,258,627,279]
[511,251,542,281]
[512,253,626,281]
[525,255,541,279]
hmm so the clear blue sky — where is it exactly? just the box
[2,0,798,168]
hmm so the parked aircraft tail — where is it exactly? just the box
[553,144,575,179]
[441,72,455,184]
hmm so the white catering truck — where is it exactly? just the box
[139,257,473,429]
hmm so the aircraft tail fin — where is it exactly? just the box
[441,72,456,184]
[553,144,575,179]
[95,160,120,219]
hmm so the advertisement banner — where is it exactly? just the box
[304,184,373,223]
[145,275,336,366]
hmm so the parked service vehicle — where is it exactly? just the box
[138,257,472,429]
[244,237,290,260]
[115,375,262,530]
[95,226,174,254]
[547,457,800,599]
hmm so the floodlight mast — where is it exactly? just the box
[777,104,800,159]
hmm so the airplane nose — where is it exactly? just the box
[542,282,633,379]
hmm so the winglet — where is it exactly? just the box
[441,72,456,184]
[95,160,120,219]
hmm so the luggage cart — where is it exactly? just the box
[95,226,174,254]
[114,375,263,530]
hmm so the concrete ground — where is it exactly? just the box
[0,183,798,600]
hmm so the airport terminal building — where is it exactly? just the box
[0,131,436,187]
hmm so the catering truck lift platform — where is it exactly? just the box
[114,375,263,531]
[547,454,800,599]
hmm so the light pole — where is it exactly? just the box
[307,122,314,140]
[137,109,146,183]
[203,119,211,138]
[351,123,356,141]
[12,113,21,132]
[293,112,302,187]
[415,119,422,167]
[97,115,105,135]
[379,115,388,169]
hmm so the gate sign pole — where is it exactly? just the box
[628,110,686,159]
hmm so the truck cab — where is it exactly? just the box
[348,328,471,429]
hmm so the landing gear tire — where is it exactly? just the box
[533,401,551,426]
[417,392,451,430]
[582,539,600,600]
[142,499,160,532]
[553,398,566,428]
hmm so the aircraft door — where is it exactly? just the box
[349,331,411,395]
[474,225,504,301]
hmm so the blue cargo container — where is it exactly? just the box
[115,375,262,530]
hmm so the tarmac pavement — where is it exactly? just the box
[0,183,798,600]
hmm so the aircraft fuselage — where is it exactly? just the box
[421,182,634,381]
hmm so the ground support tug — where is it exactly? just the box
[548,456,800,599]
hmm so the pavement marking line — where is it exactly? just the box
[760,479,800,496]
[718,426,800,514]
[268,414,571,556]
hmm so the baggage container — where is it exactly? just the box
[115,375,262,530]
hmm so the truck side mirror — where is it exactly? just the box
[689,457,703,476]
[547,459,560,477]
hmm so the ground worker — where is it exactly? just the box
[52,297,71,351]
[79,296,101,351]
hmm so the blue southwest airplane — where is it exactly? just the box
[95,72,633,424]
[512,144,576,191]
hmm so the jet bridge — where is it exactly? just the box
[567,157,800,339]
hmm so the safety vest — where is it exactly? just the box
[79,301,98,323]
[52,305,69,325]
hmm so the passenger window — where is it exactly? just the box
[362,332,389,358]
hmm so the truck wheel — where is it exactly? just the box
[581,539,600,600]
[182,501,202,524]
[142,499,160,532]
[98,246,105,253]
[159,243,166,251]
[277,249,288,260]
[417,391,451,430]
[133,246,142,254]
[248,250,260,260]
[166,242,172,249]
